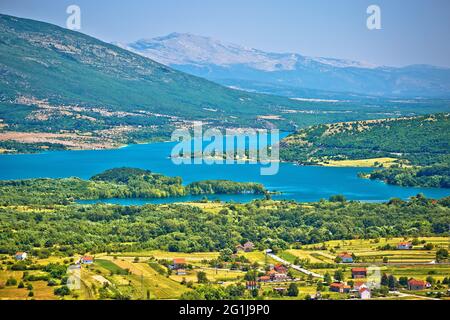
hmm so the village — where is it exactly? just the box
[1,237,449,300]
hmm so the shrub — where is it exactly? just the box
[54,285,71,296]
[6,278,17,286]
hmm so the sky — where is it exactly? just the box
[1,0,449,67]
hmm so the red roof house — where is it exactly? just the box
[274,264,288,274]
[397,242,413,250]
[329,282,351,293]
[172,258,187,269]
[407,279,430,291]
[81,256,94,264]
[337,252,354,263]
[351,267,367,279]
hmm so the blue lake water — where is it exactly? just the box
[0,139,449,204]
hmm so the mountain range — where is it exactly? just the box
[0,14,312,131]
[119,32,450,98]
[0,14,449,153]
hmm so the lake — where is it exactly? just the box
[0,138,449,204]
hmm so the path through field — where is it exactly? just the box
[268,253,323,278]
[104,256,190,299]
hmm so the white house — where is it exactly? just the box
[397,242,413,250]
[81,256,94,264]
[15,252,27,261]
[359,287,371,300]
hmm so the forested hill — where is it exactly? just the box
[0,14,307,129]
[280,114,450,188]
[0,168,265,205]
[1,195,448,254]
[280,113,450,166]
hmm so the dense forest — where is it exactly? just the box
[0,168,265,205]
[366,163,450,189]
[0,194,448,255]
[280,114,449,166]
[280,114,450,188]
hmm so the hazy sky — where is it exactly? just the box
[1,0,449,67]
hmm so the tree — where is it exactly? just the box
[388,275,398,290]
[381,273,389,287]
[244,270,258,281]
[54,285,71,296]
[226,284,245,299]
[219,248,233,262]
[6,278,17,286]
[426,276,435,285]
[324,272,332,285]
[399,277,408,287]
[197,271,208,284]
[287,283,299,297]
[329,195,346,203]
[287,269,295,280]
[334,270,344,282]
[316,281,325,291]
[436,249,448,262]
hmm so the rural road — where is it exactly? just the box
[267,253,323,278]
[390,291,441,301]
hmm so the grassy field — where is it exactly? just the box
[319,157,399,168]
[1,237,448,300]
[293,237,450,283]
[102,257,190,299]
[283,250,334,264]
[109,251,219,263]
[302,237,449,263]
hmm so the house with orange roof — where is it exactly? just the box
[81,256,94,264]
[397,242,413,250]
[258,276,271,282]
[353,281,367,291]
[329,282,351,293]
[408,279,430,291]
[15,252,27,261]
[351,267,367,279]
[274,264,288,274]
[337,252,354,263]
[172,258,187,270]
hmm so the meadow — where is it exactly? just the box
[1,236,448,300]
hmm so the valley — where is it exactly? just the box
[1,14,450,154]
[0,11,449,303]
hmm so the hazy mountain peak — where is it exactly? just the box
[117,32,450,98]
[123,33,301,71]
[122,32,381,71]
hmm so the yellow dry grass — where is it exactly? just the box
[320,157,399,168]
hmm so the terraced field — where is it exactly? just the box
[302,237,449,264]
[103,257,190,299]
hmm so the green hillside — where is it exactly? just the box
[0,14,307,129]
[0,167,265,205]
[280,114,450,187]
[1,14,450,154]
